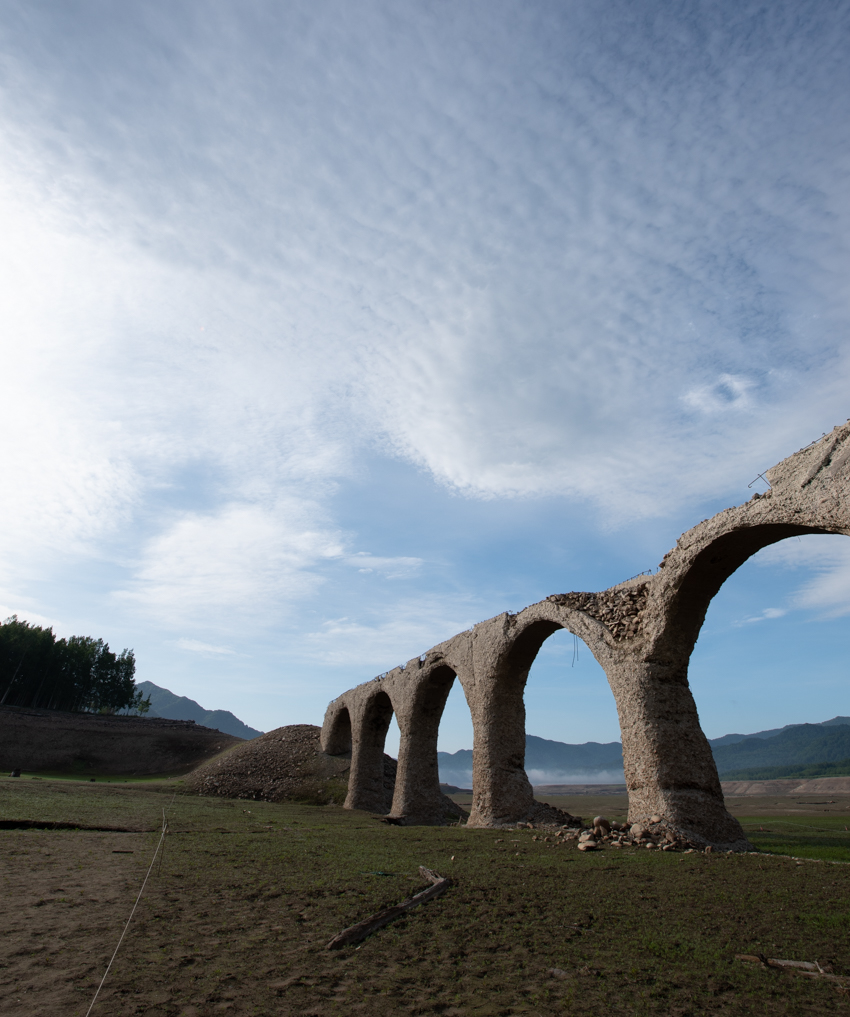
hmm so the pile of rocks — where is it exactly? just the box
[546,583,648,641]
[519,814,703,853]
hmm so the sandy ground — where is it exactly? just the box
[0,830,152,1017]
[722,776,850,796]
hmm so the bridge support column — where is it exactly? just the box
[609,659,750,849]
[389,707,446,824]
[389,667,455,824]
[465,675,535,827]
[344,691,394,813]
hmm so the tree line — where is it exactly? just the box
[0,615,150,715]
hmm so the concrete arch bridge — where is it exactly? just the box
[322,422,850,849]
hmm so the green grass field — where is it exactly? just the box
[741,817,850,863]
[2,778,850,1016]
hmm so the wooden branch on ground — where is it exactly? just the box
[327,867,452,950]
[736,954,848,985]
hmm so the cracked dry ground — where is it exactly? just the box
[3,780,850,1016]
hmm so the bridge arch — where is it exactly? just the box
[344,687,395,812]
[388,663,462,824]
[321,421,850,848]
[322,701,352,756]
[649,522,847,662]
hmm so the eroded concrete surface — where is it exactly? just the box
[322,422,850,849]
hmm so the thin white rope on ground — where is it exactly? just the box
[84,794,175,1017]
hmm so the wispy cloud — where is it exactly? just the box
[113,501,345,628]
[176,638,235,656]
[0,1,848,724]
[751,536,850,620]
[342,553,423,579]
[735,606,788,627]
[302,599,479,671]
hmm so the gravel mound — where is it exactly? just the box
[184,723,466,822]
[184,724,359,805]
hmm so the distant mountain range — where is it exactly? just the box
[136,681,262,740]
[712,722,850,775]
[438,734,624,787]
[437,716,850,786]
[709,716,850,746]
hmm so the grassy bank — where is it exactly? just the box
[2,779,850,1015]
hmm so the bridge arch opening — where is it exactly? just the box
[687,531,850,757]
[361,688,394,752]
[324,704,352,756]
[343,688,396,813]
[386,663,472,823]
[461,616,623,827]
[435,668,475,791]
[522,626,622,787]
[660,523,847,660]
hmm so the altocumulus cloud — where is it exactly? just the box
[0,0,849,650]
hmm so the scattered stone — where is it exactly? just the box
[9,767,20,777]
[650,814,662,824]
[549,968,569,980]
[592,816,610,831]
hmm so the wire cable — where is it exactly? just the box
[84,796,174,1016]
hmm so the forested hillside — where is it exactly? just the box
[0,615,145,714]
[711,724,850,774]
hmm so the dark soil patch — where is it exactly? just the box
[0,820,144,832]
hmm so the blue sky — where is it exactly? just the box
[1,0,849,755]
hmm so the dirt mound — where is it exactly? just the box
[184,724,357,805]
[184,724,466,822]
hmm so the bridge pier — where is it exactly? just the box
[464,673,536,827]
[388,667,456,824]
[343,689,394,813]
[610,658,749,849]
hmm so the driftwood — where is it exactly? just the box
[736,954,848,985]
[327,867,452,949]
